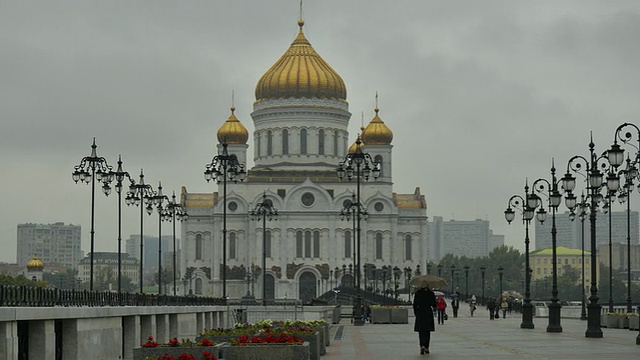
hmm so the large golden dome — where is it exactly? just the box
[26,256,44,271]
[255,20,347,102]
[217,106,249,144]
[361,106,393,145]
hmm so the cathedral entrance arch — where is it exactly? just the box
[298,272,317,303]
[265,274,275,301]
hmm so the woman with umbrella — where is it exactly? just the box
[411,275,446,355]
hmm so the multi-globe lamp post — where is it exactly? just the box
[568,193,589,321]
[161,191,188,296]
[464,265,470,300]
[480,266,486,306]
[497,266,504,298]
[204,142,246,300]
[340,192,368,293]
[250,192,278,306]
[505,181,535,329]
[530,161,564,333]
[125,170,156,293]
[561,134,619,338]
[149,182,168,294]
[72,138,113,291]
[336,135,380,326]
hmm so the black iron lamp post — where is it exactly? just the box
[505,181,536,329]
[415,264,421,276]
[161,191,188,296]
[250,191,278,306]
[531,160,564,333]
[602,193,615,313]
[427,264,432,275]
[404,267,412,302]
[450,265,456,294]
[72,138,113,291]
[340,193,368,291]
[336,135,381,326]
[562,134,613,338]
[149,182,168,294]
[393,266,401,300]
[464,265,470,300]
[204,142,246,300]
[569,193,589,321]
[608,123,640,314]
[498,266,504,298]
[103,155,132,296]
[480,266,486,306]
[125,169,155,293]
[437,264,442,277]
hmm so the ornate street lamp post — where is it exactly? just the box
[393,266,401,300]
[450,265,455,294]
[531,160,564,333]
[505,182,535,329]
[437,264,442,278]
[336,135,380,326]
[125,169,155,293]
[562,133,614,338]
[161,191,188,296]
[340,193,368,292]
[204,142,246,299]
[569,193,589,320]
[250,192,278,306]
[149,182,167,294]
[464,265,470,300]
[72,138,113,291]
[103,155,132,296]
[427,264,432,275]
[480,266,486,306]
[404,267,412,302]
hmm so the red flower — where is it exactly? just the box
[200,338,214,347]
[167,338,180,347]
[141,336,159,348]
[200,351,217,360]
[178,354,195,360]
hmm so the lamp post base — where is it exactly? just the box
[520,302,535,329]
[585,301,602,338]
[353,294,365,326]
[546,302,563,332]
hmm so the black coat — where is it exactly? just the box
[413,288,437,332]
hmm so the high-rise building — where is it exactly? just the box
[597,243,640,271]
[16,222,83,269]
[125,234,174,272]
[180,18,428,301]
[534,210,639,250]
[429,216,503,260]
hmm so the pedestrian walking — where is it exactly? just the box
[436,296,447,324]
[486,297,496,320]
[451,295,460,318]
[500,297,508,319]
[413,286,437,355]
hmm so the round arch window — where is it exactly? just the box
[228,201,238,211]
[342,199,352,208]
[374,202,384,212]
[301,192,316,207]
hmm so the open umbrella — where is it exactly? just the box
[433,290,445,297]
[409,274,448,289]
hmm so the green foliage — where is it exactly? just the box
[0,274,46,287]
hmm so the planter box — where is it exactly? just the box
[629,316,639,331]
[132,344,225,360]
[390,308,409,324]
[371,308,391,324]
[322,322,330,347]
[602,315,622,328]
[620,317,630,329]
[196,334,248,344]
[219,341,310,360]
[332,307,341,324]
[298,332,321,360]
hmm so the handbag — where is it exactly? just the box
[444,313,448,321]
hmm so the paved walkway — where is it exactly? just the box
[323,311,639,359]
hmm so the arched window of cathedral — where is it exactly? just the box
[318,129,325,155]
[296,231,303,258]
[282,129,289,154]
[229,233,236,259]
[375,233,383,260]
[333,130,338,155]
[345,230,351,259]
[195,278,203,295]
[405,234,412,260]
[304,230,312,257]
[265,230,272,258]
[195,234,203,260]
[313,231,320,258]
[267,130,273,156]
[300,129,307,154]
[374,155,383,177]
[257,131,261,157]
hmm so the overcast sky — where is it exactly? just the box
[2,1,640,264]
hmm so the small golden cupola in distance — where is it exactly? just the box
[361,100,393,145]
[217,106,249,144]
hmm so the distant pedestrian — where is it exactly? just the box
[451,296,460,318]
[500,298,508,318]
[413,286,437,355]
[470,300,477,317]
[436,296,447,324]
[487,298,496,320]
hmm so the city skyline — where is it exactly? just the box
[2,1,640,262]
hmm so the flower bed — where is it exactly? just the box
[133,337,222,360]
[219,341,309,360]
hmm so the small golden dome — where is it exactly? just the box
[26,256,44,271]
[217,106,249,144]
[255,20,347,102]
[361,107,393,145]
[348,134,364,154]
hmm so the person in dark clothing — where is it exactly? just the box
[451,296,460,318]
[413,286,437,355]
[486,297,496,320]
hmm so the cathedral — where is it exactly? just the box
[180,18,428,302]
